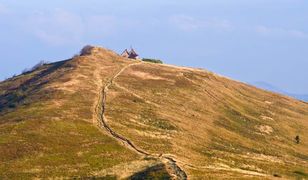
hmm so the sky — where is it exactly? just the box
[0,0,307,94]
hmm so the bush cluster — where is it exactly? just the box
[142,58,163,64]
[79,45,94,56]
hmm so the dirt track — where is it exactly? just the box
[94,61,187,179]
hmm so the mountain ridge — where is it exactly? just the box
[0,46,307,179]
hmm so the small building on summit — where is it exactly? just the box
[121,48,139,59]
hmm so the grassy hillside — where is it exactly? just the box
[105,62,308,179]
[0,48,147,179]
[0,46,307,179]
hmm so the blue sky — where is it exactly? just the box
[0,0,307,94]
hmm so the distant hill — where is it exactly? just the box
[291,94,308,102]
[251,81,308,102]
[0,46,307,179]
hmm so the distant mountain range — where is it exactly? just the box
[251,81,308,102]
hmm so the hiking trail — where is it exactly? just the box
[94,61,187,179]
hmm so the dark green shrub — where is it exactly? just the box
[8,104,16,108]
[142,58,163,64]
[295,135,300,144]
[80,45,94,56]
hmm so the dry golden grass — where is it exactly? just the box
[106,58,308,179]
[0,48,143,179]
[0,46,307,179]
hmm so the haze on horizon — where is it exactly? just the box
[0,0,307,94]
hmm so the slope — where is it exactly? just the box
[0,47,168,179]
[106,61,308,179]
[0,46,307,179]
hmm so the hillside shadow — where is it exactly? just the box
[129,164,171,180]
[0,59,72,116]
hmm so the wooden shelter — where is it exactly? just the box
[121,48,139,59]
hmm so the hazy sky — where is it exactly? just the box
[0,0,307,94]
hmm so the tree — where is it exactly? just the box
[295,135,300,144]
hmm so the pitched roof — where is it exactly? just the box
[129,48,138,56]
[121,49,130,56]
[121,48,139,59]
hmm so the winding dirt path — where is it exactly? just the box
[95,61,187,179]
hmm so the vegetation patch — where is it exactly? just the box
[142,58,163,64]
